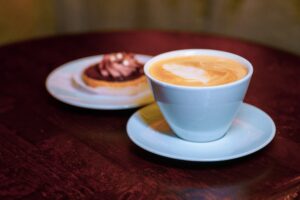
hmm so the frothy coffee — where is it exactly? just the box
[149,55,248,86]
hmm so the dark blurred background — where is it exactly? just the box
[0,0,300,55]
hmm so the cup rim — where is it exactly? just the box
[144,49,253,90]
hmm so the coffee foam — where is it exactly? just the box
[149,55,248,87]
[162,64,209,83]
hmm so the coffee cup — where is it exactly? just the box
[144,49,253,142]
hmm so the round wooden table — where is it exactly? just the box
[0,31,299,199]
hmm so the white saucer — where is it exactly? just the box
[46,54,154,110]
[127,103,276,161]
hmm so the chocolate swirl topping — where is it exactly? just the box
[84,53,144,82]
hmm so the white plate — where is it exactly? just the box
[127,103,276,161]
[46,54,154,110]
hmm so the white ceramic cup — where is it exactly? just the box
[144,49,253,142]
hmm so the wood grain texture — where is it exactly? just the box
[0,31,299,199]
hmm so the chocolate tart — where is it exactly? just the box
[82,52,149,95]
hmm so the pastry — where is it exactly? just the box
[82,52,149,95]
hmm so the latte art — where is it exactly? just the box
[149,55,248,86]
[162,64,209,83]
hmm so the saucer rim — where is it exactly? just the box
[127,103,276,162]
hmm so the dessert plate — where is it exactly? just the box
[127,103,276,161]
[46,54,154,110]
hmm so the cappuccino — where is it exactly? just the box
[149,55,247,87]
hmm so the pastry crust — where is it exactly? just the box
[81,72,149,96]
[82,73,147,88]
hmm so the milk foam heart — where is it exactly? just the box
[162,64,209,83]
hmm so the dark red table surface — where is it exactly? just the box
[0,31,299,199]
